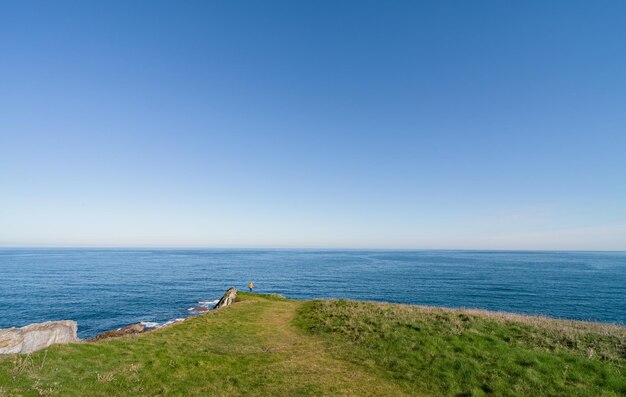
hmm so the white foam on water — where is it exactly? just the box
[136,297,220,332]
[198,299,220,307]
[162,318,185,327]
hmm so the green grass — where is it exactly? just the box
[1,294,624,396]
[295,300,626,396]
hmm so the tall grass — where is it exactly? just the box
[295,299,626,396]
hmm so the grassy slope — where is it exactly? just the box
[0,293,623,396]
[295,300,625,397]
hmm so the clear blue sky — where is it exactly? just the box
[1,1,625,249]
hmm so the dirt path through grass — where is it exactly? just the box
[227,296,412,396]
[3,294,623,396]
[0,294,412,396]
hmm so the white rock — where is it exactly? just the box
[0,320,78,354]
[214,288,237,309]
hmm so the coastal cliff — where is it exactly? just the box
[1,288,240,352]
[1,293,624,396]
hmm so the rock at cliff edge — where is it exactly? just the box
[0,320,79,354]
[214,288,237,310]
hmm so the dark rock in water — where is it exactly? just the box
[214,288,237,310]
[189,306,209,312]
[92,322,146,340]
[0,321,79,354]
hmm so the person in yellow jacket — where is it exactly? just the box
[248,281,254,292]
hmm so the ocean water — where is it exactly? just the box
[1,249,625,338]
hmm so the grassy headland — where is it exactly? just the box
[1,293,624,396]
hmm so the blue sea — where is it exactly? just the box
[1,249,625,338]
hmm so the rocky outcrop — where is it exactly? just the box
[92,322,146,340]
[214,288,237,310]
[0,320,78,354]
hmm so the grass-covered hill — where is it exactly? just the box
[1,293,624,396]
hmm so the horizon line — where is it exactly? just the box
[1,245,625,253]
